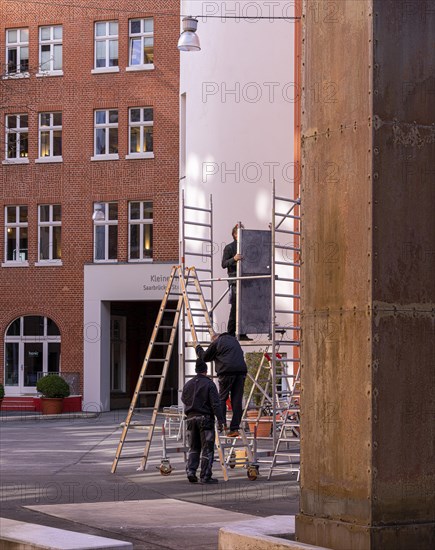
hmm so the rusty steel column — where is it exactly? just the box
[296,1,435,549]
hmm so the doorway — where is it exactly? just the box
[4,316,61,395]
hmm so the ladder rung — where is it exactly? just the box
[116,454,147,460]
[138,391,161,395]
[184,236,212,243]
[275,213,301,220]
[276,278,301,283]
[163,309,178,313]
[275,326,301,330]
[185,252,212,257]
[275,294,300,299]
[184,205,212,213]
[143,375,165,379]
[183,220,211,228]
[275,261,301,267]
[275,452,300,457]
[135,407,158,411]
[275,229,301,235]
[278,358,301,362]
[275,196,300,204]
[147,359,166,362]
[275,244,301,251]
[159,325,176,329]
[152,342,170,346]
[275,310,300,314]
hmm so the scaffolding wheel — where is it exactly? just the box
[247,464,259,481]
[159,459,173,476]
[229,452,236,469]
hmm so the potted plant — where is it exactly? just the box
[244,352,274,437]
[36,374,70,415]
[0,383,4,409]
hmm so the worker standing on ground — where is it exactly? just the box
[196,333,247,437]
[221,223,252,341]
[181,358,225,484]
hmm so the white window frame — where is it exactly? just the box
[37,204,62,265]
[3,114,29,165]
[92,110,119,161]
[93,202,118,262]
[126,107,154,159]
[37,25,63,76]
[3,205,29,267]
[128,201,153,262]
[37,112,63,163]
[92,21,119,73]
[127,18,154,71]
[5,28,29,77]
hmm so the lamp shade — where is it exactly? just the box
[178,17,201,52]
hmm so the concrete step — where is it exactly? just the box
[0,518,132,549]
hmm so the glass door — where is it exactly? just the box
[5,342,19,388]
[23,342,43,390]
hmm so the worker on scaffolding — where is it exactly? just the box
[221,223,252,341]
[181,358,225,484]
[196,333,247,437]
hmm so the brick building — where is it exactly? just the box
[0,1,180,411]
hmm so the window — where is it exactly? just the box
[93,21,118,71]
[93,110,118,160]
[6,28,29,75]
[4,206,28,264]
[128,201,153,261]
[38,112,62,161]
[128,18,154,69]
[127,108,154,159]
[39,25,63,74]
[38,204,62,263]
[4,114,28,162]
[94,202,118,261]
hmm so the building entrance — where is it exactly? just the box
[4,316,61,395]
[109,301,178,410]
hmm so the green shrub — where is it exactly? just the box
[0,383,4,399]
[36,375,70,399]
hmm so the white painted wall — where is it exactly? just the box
[180,0,296,337]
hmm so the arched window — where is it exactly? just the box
[4,316,61,392]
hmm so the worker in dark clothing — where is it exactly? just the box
[221,223,252,340]
[181,358,225,484]
[196,333,247,437]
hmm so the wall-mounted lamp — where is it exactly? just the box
[177,13,300,53]
[92,203,105,222]
[177,16,201,52]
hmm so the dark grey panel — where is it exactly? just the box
[239,230,271,335]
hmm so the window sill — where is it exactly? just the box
[1,261,29,268]
[2,158,30,165]
[35,157,63,164]
[2,72,30,80]
[126,64,155,72]
[93,260,119,264]
[91,67,120,74]
[36,71,64,78]
[35,261,63,267]
[91,154,120,161]
[125,153,154,160]
[128,259,153,263]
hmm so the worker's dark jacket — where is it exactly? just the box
[222,240,237,283]
[196,333,247,376]
[181,375,225,424]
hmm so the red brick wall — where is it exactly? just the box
[0,1,180,391]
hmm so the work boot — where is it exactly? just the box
[226,429,240,437]
[239,334,253,341]
[187,473,198,483]
[200,477,219,484]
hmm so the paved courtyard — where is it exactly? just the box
[0,411,299,549]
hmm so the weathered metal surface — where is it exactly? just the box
[298,0,435,548]
[298,0,374,532]
[371,0,435,529]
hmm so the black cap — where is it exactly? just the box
[195,359,207,374]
